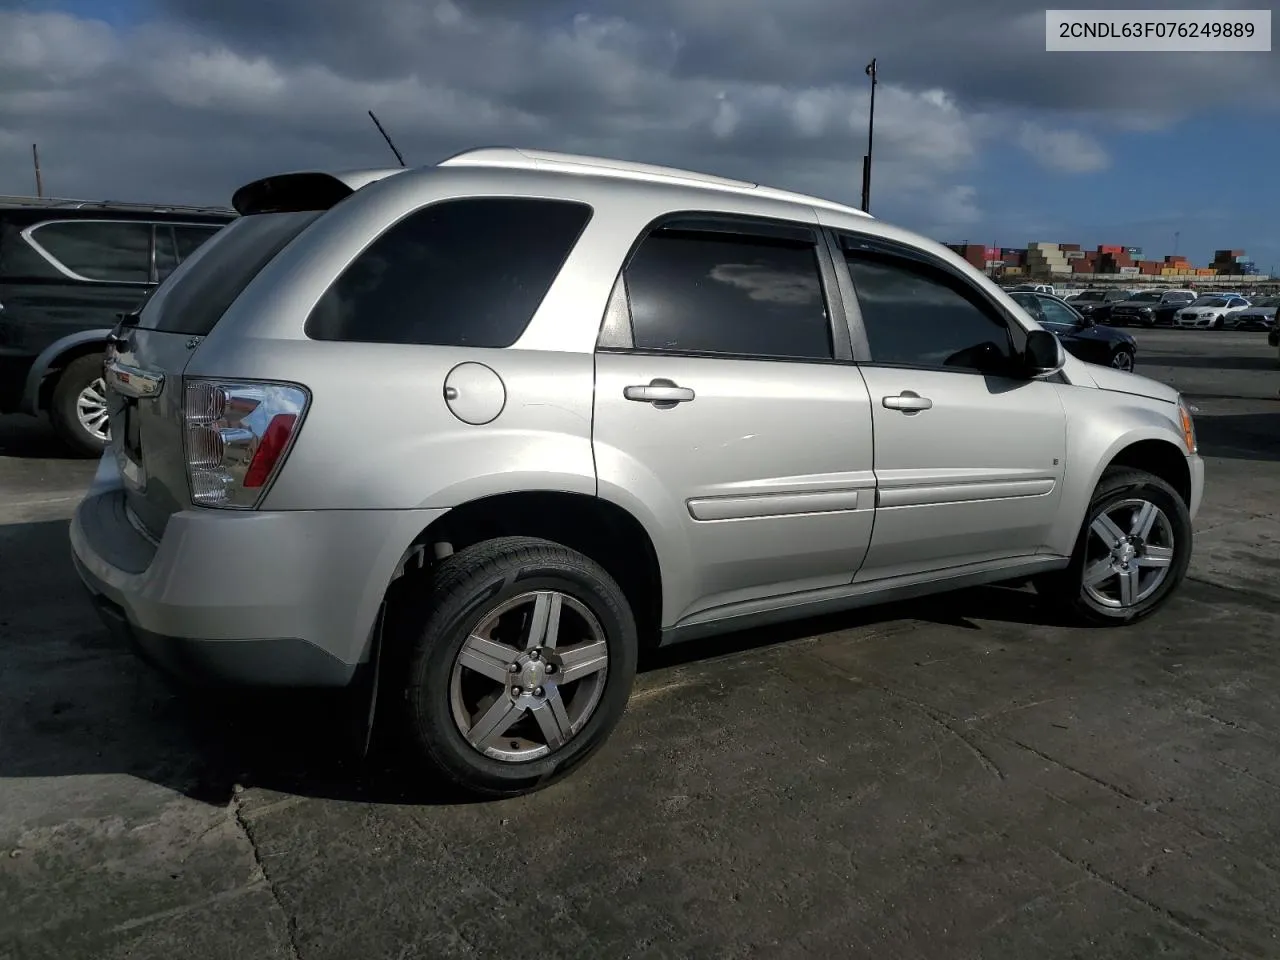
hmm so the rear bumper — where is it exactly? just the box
[69,456,448,688]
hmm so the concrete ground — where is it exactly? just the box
[1,328,1277,960]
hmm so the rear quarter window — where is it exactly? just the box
[305,197,592,347]
[27,220,152,283]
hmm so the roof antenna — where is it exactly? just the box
[367,110,406,167]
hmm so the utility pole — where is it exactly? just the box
[861,58,877,214]
[32,143,43,198]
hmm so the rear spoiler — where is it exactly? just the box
[231,168,407,216]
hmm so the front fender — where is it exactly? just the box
[1048,390,1190,556]
[20,329,110,415]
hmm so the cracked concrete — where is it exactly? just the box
[2,329,1279,959]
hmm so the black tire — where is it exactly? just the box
[1036,467,1192,626]
[397,536,638,799]
[49,353,110,458]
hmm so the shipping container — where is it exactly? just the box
[1118,266,1140,275]
[1125,247,1142,256]
[1160,268,1178,276]
[1099,245,1124,254]
[1060,243,1081,252]
[1196,268,1214,276]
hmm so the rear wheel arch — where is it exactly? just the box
[391,491,664,648]
[33,337,110,412]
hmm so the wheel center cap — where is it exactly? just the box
[520,660,546,689]
[1115,541,1137,565]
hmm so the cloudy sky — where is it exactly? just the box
[2,0,1277,268]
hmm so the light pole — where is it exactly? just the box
[861,58,877,214]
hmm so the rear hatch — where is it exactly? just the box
[105,209,323,538]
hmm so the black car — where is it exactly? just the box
[1107,289,1196,327]
[0,197,234,454]
[1010,291,1137,371]
[1065,288,1134,325]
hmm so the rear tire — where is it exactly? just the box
[1110,347,1135,372]
[396,536,638,799]
[49,353,111,458]
[1036,468,1192,626]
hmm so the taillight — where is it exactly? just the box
[183,379,309,509]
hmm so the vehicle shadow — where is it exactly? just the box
[1195,409,1280,463]
[0,415,80,459]
[0,517,1070,811]
[1139,353,1278,372]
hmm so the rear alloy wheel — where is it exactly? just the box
[1037,468,1192,625]
[49,353,111,458]
[399,536,638,798]
[1110,348,1135,372]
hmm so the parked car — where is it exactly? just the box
[1108,289,1196,327]
[69,147,1204,798]
[0,197,233,455]
[1009,291,1138,371]
[1065,288,1135,325]
[1174,295,1251,330]
[1008,282,1056,295]
[1227,295,1279,330]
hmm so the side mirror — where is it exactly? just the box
[1024,329,1065,377]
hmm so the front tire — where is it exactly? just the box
[1037,468,1192,626]
[398,536,638,799]
[49,353,111,458]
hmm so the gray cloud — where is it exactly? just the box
[0,0,1273,243]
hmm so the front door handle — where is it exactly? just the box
[882,391,932,413]
[624,379,695,408]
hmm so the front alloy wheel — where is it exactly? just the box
[1082,499,1175,609]
[1111,349,1135,372]
[1038,467,1192,625]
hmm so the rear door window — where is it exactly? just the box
[28,220,151,283]
[140,211,321,336]
[306,197,592,347]
[622,226,833,360]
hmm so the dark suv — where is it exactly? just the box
[0,197,234,454]
[1067,288,1133,325]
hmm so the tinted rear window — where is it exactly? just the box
[305,197,592,347]
[141,211,319,335]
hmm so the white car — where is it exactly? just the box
[1175,295,1251,329]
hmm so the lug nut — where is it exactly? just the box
[534,687,544,697]
[511,686,522,697]
[546,664,556,675]
[508,662,520,673]
[529,649,540,660]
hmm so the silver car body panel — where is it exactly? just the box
[70,149,1205,680]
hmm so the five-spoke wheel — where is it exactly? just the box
[400,536,638,798]
[450,590,610,762]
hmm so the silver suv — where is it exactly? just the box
[70,147,1205,798]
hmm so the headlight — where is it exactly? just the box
[1177,397,1197,454]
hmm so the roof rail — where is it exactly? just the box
[437,146,872,219]
[0,194,236,216]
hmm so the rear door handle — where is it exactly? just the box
[624,379,695,407]
[882,392,932,413]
